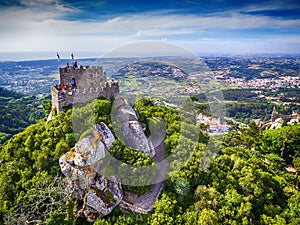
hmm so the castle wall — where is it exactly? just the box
[52,74,119,113]
[59,66,107,90]
[71,81,119,105]
[51,86,60,111]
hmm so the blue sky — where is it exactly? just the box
[0,0,299,60]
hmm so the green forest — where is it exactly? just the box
[0,97,299,225]
[194,88,300,124]
[0,87,49,145]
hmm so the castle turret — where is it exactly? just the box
[51,64,119,113]
[271,107,279,122]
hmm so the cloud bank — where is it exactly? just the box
[0,0,299,59]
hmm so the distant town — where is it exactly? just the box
[0,55,299,134]
[1,55,299,94]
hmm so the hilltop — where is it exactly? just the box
[0,96,299,224]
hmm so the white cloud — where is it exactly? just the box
[20,0,59,6]
[0,3,299,55]
[179,35,300,54]
[19,0,76,12]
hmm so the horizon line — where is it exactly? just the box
[0,51,300,62]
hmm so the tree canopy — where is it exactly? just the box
[0,97,299,224]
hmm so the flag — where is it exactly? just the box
[57,52,60,62]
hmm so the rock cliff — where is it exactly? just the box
[112,98,155,158]
[59,102,157,221]
[59,122,123,222]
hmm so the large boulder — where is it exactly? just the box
[112,99,155,157]
[59,122,123,221]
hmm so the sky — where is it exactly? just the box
[0,0,300,60]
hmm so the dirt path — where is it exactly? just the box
[123,140,168,211]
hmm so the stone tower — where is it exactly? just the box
[271,107,279,122]
[51,64,119,113]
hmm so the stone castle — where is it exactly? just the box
[54,64,162,220]
[259,107,300,129]
[51,64,119,113]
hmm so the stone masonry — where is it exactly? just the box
[51,65,119,113]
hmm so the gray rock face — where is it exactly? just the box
[59,122,122,221]
[288,118,299,125]
[112,99,155,158]
[125,120,155,157]
[93,123,115,148]
[59,105,157,221]
[269,118,284,129]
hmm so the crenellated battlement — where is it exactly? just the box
[59,66,106,89]
[51,64,119,113]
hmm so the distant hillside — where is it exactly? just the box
[0,87,23,99]
[0,87,48,145]
[115,61,188,81]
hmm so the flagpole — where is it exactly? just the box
[71,53,74,65]
[57,52,60,63]
[56,52,61,86]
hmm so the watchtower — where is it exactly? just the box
[51,64,119,113]
[271,107,279,122]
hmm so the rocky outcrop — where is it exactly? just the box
[59,103,158,221]
[59,122,123,222]
[112,99,155,157]
[269,118,284,129]
[288,118,299,125]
